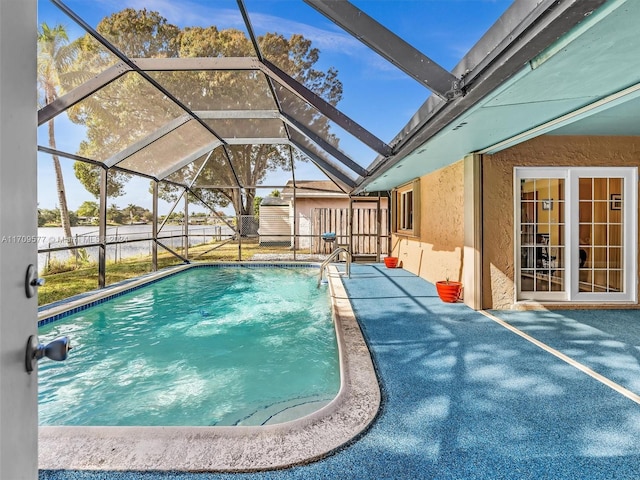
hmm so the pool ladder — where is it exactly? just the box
[318,246,351,287]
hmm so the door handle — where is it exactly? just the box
[25,335,72,373]
[25,264,45,298]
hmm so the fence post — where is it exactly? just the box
[98,168,107,288]
[152,180,158,271]
[237,215,242,261]
[75,234,79,267]
[184,191,189,260]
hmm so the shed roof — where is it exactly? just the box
[281,180,349,199]
[260,196,289,207]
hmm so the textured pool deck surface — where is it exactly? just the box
[40,263,640,479]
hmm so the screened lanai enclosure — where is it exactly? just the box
[37,0,477,304]
[38,0,430,302]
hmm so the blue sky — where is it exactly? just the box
[37,0,513,214]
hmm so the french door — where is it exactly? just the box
[515,167,637,303]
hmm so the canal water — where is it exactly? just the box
[37,224,232,270]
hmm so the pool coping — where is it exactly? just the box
[38,263,381,472]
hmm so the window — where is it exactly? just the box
[515,167,637,303]
[400,190,413,230]
[392,179,420,236]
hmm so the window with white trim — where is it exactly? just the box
[400,190,413,230]
[515,167,637,303]
[392,179,420,236]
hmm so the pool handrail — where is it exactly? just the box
[318,246,351,287]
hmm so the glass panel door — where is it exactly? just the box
[518,174,566,301]
[516,167,637,303]
[577,177,623,293]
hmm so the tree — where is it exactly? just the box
[38,208,60,227]
[253,196,263,218]
[140,208,153,223]
[73,163,130,199]
[160,212,184,224]
[124,204,135,224]
[123,204,147,224]
[166,28,342,218]
[68,9,342,220]
[76,200,99,219]
[38,23,77,245]
[68,9,179,198]
[106,204,124,224]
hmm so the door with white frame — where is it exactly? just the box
[515,167,637,303]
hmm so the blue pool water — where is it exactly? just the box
[38,266,340,427]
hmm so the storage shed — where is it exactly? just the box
[258,196,291,246]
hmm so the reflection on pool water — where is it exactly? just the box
[38,266,340,426]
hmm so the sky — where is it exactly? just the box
[37,0,514,215]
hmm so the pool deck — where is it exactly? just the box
[40,263,640,479]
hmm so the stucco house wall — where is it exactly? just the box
[483,135,640,310]
[295,197,348,220]
[391,160,465,286]
[391,135,640,310]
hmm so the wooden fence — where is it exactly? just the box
[310,208,388,255]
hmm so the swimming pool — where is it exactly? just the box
[38,266,340,426]
[38,263,380,472]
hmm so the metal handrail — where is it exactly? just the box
[318,246,351,287]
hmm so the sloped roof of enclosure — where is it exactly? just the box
[38,0,397,196]
[38,0,634,199]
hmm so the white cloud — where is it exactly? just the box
[88,0,244,30]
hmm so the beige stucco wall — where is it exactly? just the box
[483,135,640,309]
[392,160,465,285]
[391,135,640,310]
[294,197,348,221]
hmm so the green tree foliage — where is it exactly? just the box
[123,204,150,224]
[76,200,99,218]
[253,196,262,218]
[73,202,151,225]
[37,208,79,228]
[66,9,180,198]
[67,8,342,218]
[107,204,125,224]
[160,212,184,224]
[73,163,130,199]
[38,208,60,227]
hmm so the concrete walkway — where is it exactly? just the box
[40,264,640,479]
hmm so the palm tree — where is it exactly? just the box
[37,22,76,246]
[126,204,137,225]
